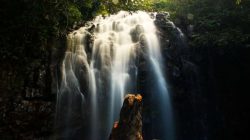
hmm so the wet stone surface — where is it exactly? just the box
[0,96,55,140]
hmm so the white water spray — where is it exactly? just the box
[57,11,174,140]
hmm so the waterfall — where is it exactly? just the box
[56,11,174,140]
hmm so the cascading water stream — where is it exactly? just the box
[56,11,175,140]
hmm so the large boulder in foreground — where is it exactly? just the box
[109,94,143,140]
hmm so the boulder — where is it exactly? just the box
[109,94,143,140]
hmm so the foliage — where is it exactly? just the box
[152,0,179,18]
[151,0,250,48]
[121,0,153,11]
[190,0,249,47]
[67,4,83,25]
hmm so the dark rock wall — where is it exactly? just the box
[0,37,66,139]
[155,12,250,140]
[186,46,250,140]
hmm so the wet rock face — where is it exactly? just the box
[0,38,64,139]
[154,11,250,140]
[109,94,143,140]
[0,98,55,140]
[130,25,145,43]
[155,12,187,50]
